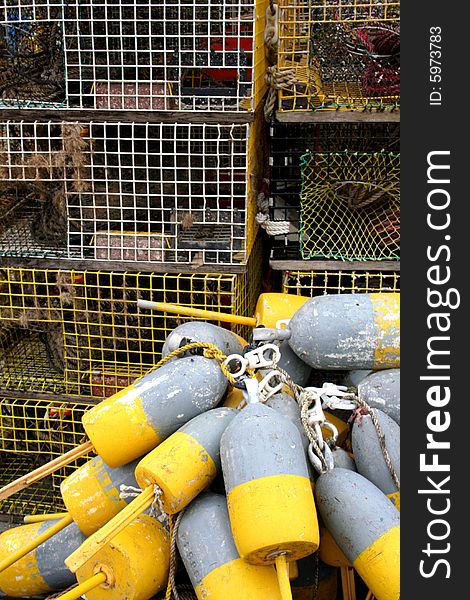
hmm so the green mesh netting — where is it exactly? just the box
[299,150,400,261]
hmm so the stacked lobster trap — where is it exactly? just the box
[0,0,270,516]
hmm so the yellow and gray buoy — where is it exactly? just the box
[162,322,245,358]
[358,369,400,424]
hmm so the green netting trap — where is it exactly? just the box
[299,150,400,261]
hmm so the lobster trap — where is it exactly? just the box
[277,0,400,111]
[0,396,90,515]
[299,150,400,261]
[1,0,268,112]
[0,117,266,266]
[282,269,400,297]
[268,122,399,260]
[0,240,262,398]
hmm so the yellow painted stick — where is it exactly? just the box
[0,441,94,501]
[349,567,357,600]
[65,485,154,573]
[341,567,352,600]
[137,300,257,327]
[275,555,293,600]
[0,514,73,574]
[24,512,69,524]
[54,572,107,600]
[365,591,374,600]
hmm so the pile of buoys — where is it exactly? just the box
[0,293,400,600]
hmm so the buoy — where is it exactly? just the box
[318,526,351,569]
[262,340,312,387]
[358,369,400,424]
[0,520,85,597]
[161,321,245,358]
[177,493,282,600]
[137,293,309,329]
[265,392,309,452]
[341,370,373,387]
[331,447,356,472]
[291,554,338,600]
[352,408,400,509]
[65,408,236,573]
[287,293,400,370]
[72,514,169,600]
[82,355,228,468]
[316,468,400,600]
[221,402,319,599]
[61,455,140,536]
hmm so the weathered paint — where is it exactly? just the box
[162,322,244,358]
[341,370,373,388]
[177,493,282,600]
[352,409,400,496]
[136,409,236,514]
[75,514,169,600]
[358,369,400,424]
[0,521,85,597]
[331,447,356,472]
[288,293,400,370]
[254,293,309,328]
[370,294,400,369]
[388,491,401,511]
[266,393,309,452]
[221,403,318,565]
[315,469,399,600]
[263,341,312,386]
[83,356,227,467]
[61,456,139,536]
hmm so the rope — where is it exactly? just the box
[333,180,399,211]
[264,66,298,121]
[165,511,185,600]
[351,398,400,491]
[119,484,169,524]
[256,212,291,236]
[147,341,238,385]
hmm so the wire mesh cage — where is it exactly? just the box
[0,0,268,112]
[282,269,400,296]
[299,150,400,261]
[0,117,266,266]
[277,0,400,111]
[0,240,262,398]
[268,122,399,260]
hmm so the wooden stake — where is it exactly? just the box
[65,485,155,573]
[0,441,94,501]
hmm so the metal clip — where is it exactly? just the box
[241,376,261,405]
[223,354,249,380]
[308,441,334,475]
[307,382,358,412]
[258,370,284,402]
[306,393,326,450]
[244,344,281,369]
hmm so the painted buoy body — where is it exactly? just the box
[352,409,400,508]
[82,355,228,467]
[266,392,309,452]
[75,514,169,600]
[136,408,237,514]
[341,370,373,388]
[61,456,139,536]
[288,293,400,370]
[177,493,282,600]
[316,469,400,600]
[254,293,308,328]
[0,521,85,597]
[162,321,244,358]
[331,447,356,471]
[292,555,338,600]
[319,525,351,568]
[267,340,312,386]
[358,369,400,424]
[221,403,319,564]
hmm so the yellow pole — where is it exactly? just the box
[275,555,293,600]
[54,572,107,600]
[0,440,94,501]
[65,485,155,573]
[0,514,74,574]
[24,512,69,524]
[137,300,257,327]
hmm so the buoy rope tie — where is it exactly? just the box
[264,65,299,121]
[351,397,400,491]
[147,341,240,385]
[119,484,168,524]
[165,510,185,600]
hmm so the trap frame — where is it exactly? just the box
[276,0,400,112]
[0,0,269,112]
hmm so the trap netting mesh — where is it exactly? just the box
[299,150,400,261]
[278,0,400,111]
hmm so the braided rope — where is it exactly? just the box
[147,341,237,385]
[256,212,291,236]
[264,66,299,121]
[165,511,185,600]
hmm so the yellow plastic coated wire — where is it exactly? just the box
[0,514,73,574]
[54,572,107,600]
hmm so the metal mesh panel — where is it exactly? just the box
[299,150,400,261]
[0,120,262,266]
[282,269,400,296]
[269,123,399,260]
[277,0,400,111]
[0,241,262,398]
[0,0,268,111]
